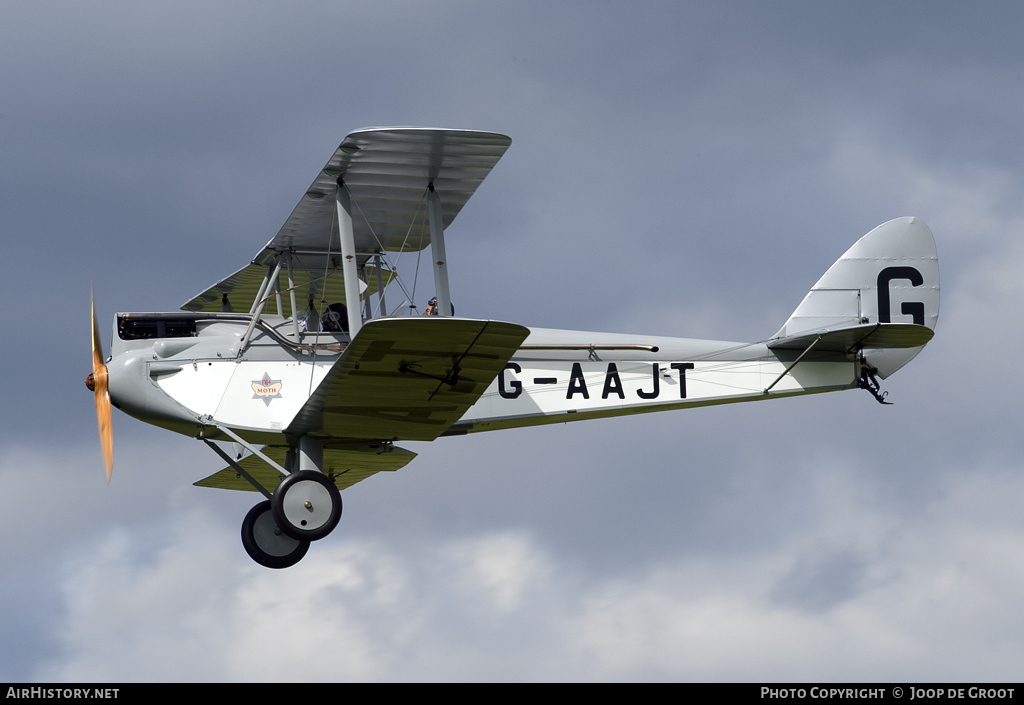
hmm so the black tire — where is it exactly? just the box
[241,500,310,569]
[271,470,342,541]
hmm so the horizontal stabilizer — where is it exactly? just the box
[768,322,934,353]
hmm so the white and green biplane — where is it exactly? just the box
[87,127,940,568]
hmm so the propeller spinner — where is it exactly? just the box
[86,287,114,482]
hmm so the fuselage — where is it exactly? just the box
[105,312,859,445]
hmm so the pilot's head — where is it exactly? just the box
[321,303,348,331]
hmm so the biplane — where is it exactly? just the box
[87,127,940,568]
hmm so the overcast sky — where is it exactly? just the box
[3,1,1024,682]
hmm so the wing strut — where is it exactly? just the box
[374,253,387,319]
[237,259,284,357]
[428,184,452,317]
[286,253,301,340]
[335,182,363,337]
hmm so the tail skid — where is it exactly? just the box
[858,365,892,404]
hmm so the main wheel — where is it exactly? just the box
[241,500,310,569]
[271,470,342,541]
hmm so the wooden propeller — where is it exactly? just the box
[86,287,113,482]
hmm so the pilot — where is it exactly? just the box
[424,297,454,316]
[321,302,349,332]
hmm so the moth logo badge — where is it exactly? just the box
[251,373,283,406]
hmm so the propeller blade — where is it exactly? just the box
[90,287,114,482]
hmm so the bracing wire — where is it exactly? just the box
[348,186,431,317]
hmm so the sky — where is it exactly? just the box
[2,0,1024,682]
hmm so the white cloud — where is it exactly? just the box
[18,453,1023,682]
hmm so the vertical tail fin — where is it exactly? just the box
[772,217,939,378]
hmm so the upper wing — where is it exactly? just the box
[182,127,511,313]
[288,316,530,441]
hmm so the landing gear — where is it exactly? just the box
[271,469,343,541]
[241,500,310,569]
[215,437,342,567]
